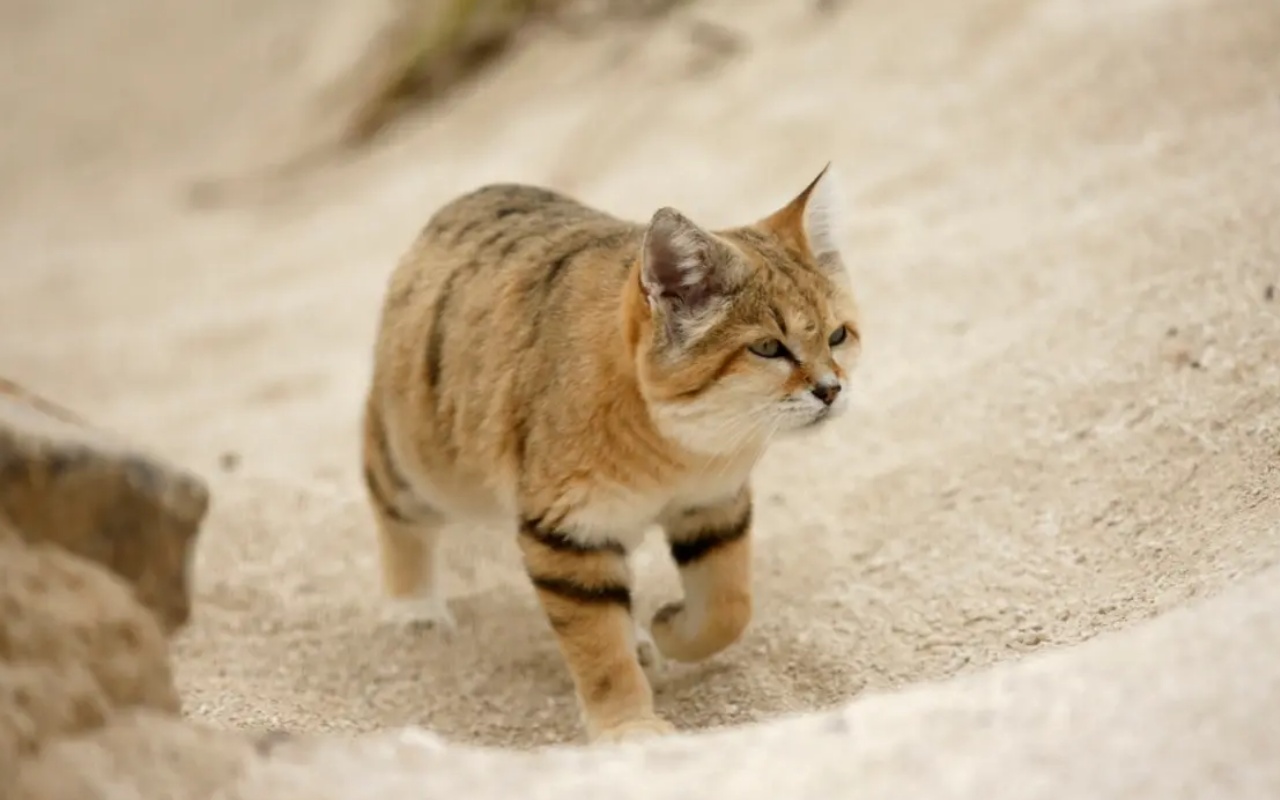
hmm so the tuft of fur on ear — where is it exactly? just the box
[762,163,848,271]
[799,162,846,260]
[641,207,739,343]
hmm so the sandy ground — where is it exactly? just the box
[1,0,1278,751]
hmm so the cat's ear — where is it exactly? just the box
[761,163,847,270]
[641,207,741,340]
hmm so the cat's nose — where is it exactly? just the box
[811,379,842,406]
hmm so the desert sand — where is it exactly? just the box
[2,0,1279,791]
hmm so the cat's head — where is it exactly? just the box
[626,165,862,456]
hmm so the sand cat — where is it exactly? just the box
[361,165,861,743]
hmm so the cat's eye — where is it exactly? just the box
[828,326,850,347]
[748,338,787,359]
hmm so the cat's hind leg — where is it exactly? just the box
[362,400,455,629]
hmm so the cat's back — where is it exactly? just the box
[378,180,638,347]
[425,183,602,247]
[377,182,633,336]
[367,182,645,514]
[405,183,623,274]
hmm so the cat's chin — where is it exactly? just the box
[778,406,845,437]
[783,420,829,437]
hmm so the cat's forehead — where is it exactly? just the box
[727,234,842,321]
[719,277,833,344]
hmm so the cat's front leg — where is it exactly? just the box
[517,516,675,743]
[653,486,753,663]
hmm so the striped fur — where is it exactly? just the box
[361,166,862,743]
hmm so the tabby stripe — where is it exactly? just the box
[671,347,742,401]
[370,409,411,493]
[511,410,531,483]
[669,510,751,566]
[529,575,631,609]
[541,240,594,292]
[477,229,509,254]
[499,236,522,258]
[769,305,789,336]
[424,267,465,390]
[519,519,625,555]
[450,218,483,244]
[519,239,595,359]
[362,464,410,523]
[364,406,415,522]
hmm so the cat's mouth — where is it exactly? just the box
[780,407,833,433]
[801,399,849,430]
[804,409,832,428]
[773,396,846,434]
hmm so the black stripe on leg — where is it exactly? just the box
[669,509,751,566]
[518,517,626,555]
[363,465,411,523]
[365,405,417,523]
[529,576,632,610]
[370,411,411,494]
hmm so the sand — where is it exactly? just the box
[2,0,1278,758]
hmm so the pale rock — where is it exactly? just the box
[0,538,180,784]
[0,378,210,634]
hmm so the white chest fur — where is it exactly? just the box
[559,457,756,548]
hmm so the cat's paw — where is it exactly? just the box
[634,621,664,676]
[591,716,676,744]
[383,595,456,631]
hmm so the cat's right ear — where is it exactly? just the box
[641,208,739,341]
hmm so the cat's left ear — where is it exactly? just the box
[760,163,846,271]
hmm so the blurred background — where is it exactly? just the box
[1,0,1277,748]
